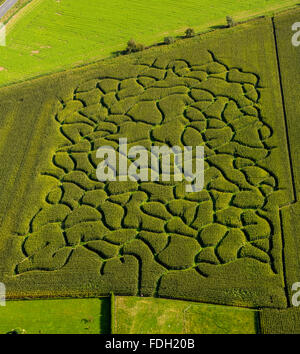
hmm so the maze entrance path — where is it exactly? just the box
[0,15,297,310]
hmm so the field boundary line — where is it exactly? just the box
[272,15,291,307]
[110,293,116,334]
[279,209,291,307]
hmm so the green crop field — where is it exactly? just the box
[0,4,300,334]
[260,308,300,334]
[0,0,298,86]
[271,8,300,329]
[0,14,295,306]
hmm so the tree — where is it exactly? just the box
[135,43,145,52]
[126,39,137,53]
[226,16,236,28]
[6,328,27,334]
[164,36,175,45]
[126,39,145,53]
[185,28,195,38]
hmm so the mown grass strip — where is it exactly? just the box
[0,297,110,334]
[114,296,259,334]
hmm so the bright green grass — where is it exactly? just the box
[0,298,110,334]
[114,296,259,334]
[0,0,298,86]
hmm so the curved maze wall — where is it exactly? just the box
[16,51,283,303]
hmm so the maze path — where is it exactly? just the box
[13,50,286,303]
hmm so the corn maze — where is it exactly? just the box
[0,12,299,332]
[17,52,276,276]
[10,45,291,306]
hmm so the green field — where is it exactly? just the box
[1,295,299,334]
[0,298,110,334]
[113,296,259,334]
[0,0,298,86]
[260,308,300,334]
[0,14,295,308]
[0,295,261,334]
[0,5,300,333]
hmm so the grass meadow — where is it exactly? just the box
[0,298,110,334]
[0,0,298,86]
[113,296,259,334]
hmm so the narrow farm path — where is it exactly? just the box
[0,0,18,18]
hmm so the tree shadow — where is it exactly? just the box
[254,311,261,334]
[210,25,228,30]
[99,298,111,334]
[112,49,127,57]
